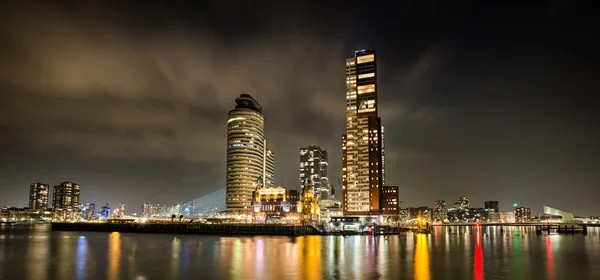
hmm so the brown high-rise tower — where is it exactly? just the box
[342,49,385,216]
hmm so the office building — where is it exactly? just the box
[300,145,331,199]
[342,49,386,216]
[514,206,531,222]
[226,94,275,211]
[52,181,80,210]
[381,185,399,215]
[433,200,446,222]
[29,182,49,210]
[484,201,499,213]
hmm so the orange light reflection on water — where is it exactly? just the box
[414,234,430,280]
[303,236,322,280]
[108,232,121,280]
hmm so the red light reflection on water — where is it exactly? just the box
[546,235,554,280]
[474,228,484,280]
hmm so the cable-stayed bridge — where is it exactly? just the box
[150,188,226,218]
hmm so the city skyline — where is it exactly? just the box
[1,2,599,215]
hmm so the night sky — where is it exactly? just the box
[1,1,598,215]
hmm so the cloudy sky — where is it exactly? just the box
[1,1,598,215]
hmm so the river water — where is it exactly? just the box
[1,224,599,279]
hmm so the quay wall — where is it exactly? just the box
[51,222,319,236]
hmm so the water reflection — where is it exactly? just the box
[546,235,554,280]
[2,226,600,280]
[231,239,242,279]
[26,232,49,280]
[414,234,430,280]
[474,228,484,280]
[108,232,121,280]
[76,236,87,280]
[170,237,181,279]
[303,236,322,280]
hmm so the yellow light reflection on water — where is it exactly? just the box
[232,239,242,278]
[108,232,121,280]
[414,234,430,280]
[170,237,181,278]
[304,236,322,280]
[27,234,49,280]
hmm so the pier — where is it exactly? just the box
[51,222,321,236]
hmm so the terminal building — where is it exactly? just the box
[251,176,301,223]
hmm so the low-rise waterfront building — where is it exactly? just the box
[0,207,52,222]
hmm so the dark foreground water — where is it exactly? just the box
[1,225,599,280]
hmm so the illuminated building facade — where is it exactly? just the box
[81,203,96,220]
[300,145,331,199]
[29,182,49,210]
[300,181,320,222]
[251,176,300,223]
[342,49,385,216]
[100,204,111,219]
[484,201,499,213]
[433,200,446,221]
[52,181,80,210]
[514,206,531,222]
[226,94,275,211]
[51,181,81,221]
[381,185,399,215]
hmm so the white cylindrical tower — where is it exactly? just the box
[226,94,265,211]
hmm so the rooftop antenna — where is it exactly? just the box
[256,92,259,102]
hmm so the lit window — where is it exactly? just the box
[358,72,375,79]
[357,84,375,94]
[357,54,375,64]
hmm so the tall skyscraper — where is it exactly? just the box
[29,182,49,210]
[342,49,385,216]
[226,94,275,211]
[299,145,331,199]
[52,181,80,210]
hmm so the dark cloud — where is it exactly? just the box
[1,1,599,215]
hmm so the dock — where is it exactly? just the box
[51,222,321,236]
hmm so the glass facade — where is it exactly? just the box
[299,145,330,199]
